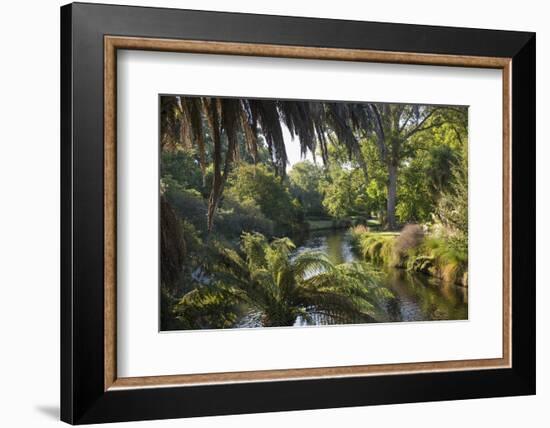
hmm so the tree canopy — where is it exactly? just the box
[161,96,467,231]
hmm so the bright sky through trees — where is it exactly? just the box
[283,124,315,170]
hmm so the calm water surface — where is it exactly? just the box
[294,229,468,324]
[236,229,468,328]
[236,228,468,328]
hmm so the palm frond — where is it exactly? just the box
[291,250,334,279]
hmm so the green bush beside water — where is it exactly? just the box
[350,224,468,287]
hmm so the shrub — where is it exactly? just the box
[215,196,274,238]
[406,255,434,274]
[352,232,397,266]
[393,224,425,267]
[165,185,208,233]
[422,236,468,286]
[395,224,424,253]
[350,224,467,286]
[175,231,391,328]
[288,160,326,217]
[161,150,204,192]
[433,160,468,256]
[180,219,204,262]
[226,163,302,233]
[160,286,186,331]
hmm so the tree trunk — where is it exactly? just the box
[160,196,186,291]
[205,100,222,234]
[207,185,221,233]
[387,162,398,230]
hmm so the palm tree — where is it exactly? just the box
[176,232,392,328]
[161,96,373,232]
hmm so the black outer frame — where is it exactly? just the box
[60,2,535,424]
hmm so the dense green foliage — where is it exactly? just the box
[159,95,468,330]
[350,222,468,286]
[288,161,326,217]
[161,150,204,193]
[175,233,391,328]
[226,163,302,234]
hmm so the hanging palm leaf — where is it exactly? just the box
[248,99,287,176]
[164,95,383,232]
[180,97,207,182]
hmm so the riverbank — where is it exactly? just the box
[306,217,381,232]
[349,225,468,287]
[293,228,467,323]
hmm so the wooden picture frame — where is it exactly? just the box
[61,2,535,424]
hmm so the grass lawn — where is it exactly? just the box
[369,231,400,236]
[305,217,392,233]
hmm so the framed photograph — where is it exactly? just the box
[61,2,535,424]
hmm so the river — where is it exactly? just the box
[295,229,468,324]
[235,228,468,328]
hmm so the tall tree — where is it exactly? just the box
[365,103,444,229]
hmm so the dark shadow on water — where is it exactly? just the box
[35,405,59,420]
[380,268,468,322]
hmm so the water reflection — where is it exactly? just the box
[296,229,468,324]
[236,228,468,328]
[380,268,467,322]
